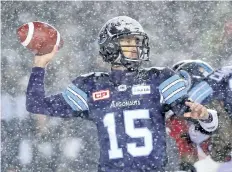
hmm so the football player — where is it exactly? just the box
[171,60,232,164]
[26,16,217,172]
[172,60,232,117]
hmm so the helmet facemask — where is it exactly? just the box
[112,33,150,71]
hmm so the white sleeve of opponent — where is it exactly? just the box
[198,109,218,132]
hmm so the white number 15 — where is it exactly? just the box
[103,109,153,159]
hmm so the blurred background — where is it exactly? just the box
[1,1,232,172]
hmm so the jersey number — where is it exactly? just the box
[209,71,225,82]
[210,68,231,82]
[103,109,153,159]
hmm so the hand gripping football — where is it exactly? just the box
[17,21,64,55]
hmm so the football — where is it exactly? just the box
[17,21,64,55]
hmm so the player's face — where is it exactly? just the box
[119,36,140,59]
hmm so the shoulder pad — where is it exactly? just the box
[80,72,109,78]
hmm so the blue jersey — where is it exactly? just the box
[185,66,232,118]
[207,66,232,115]
[26,67,189,172]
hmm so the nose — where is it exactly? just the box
[131,46,137,52]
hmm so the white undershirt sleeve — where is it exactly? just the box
[198,109,218,132]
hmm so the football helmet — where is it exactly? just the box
[98,16,150,71]
[172,60,214,80]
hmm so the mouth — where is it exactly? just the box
[132,50,137,53]
[129,52,139,59]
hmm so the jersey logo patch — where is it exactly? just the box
[132,85,151,95]
[117,85,127,92]
[92,90,110,101]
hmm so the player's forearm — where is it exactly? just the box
[26,67,46,114]
[26,67,74,117]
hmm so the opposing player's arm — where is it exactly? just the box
[26,67,89,118]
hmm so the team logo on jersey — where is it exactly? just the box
[132,85,151,95]
[117,85,127,92]
[110,100,140,108]
[92,90,110,101]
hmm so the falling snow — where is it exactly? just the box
[1,1,232,172]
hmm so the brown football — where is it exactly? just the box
[17,21,64,55]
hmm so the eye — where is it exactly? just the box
[136,38,140,45]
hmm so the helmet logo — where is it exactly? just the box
[199,67,205,73]
[108,43,114,48]
[98,35,107,45]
